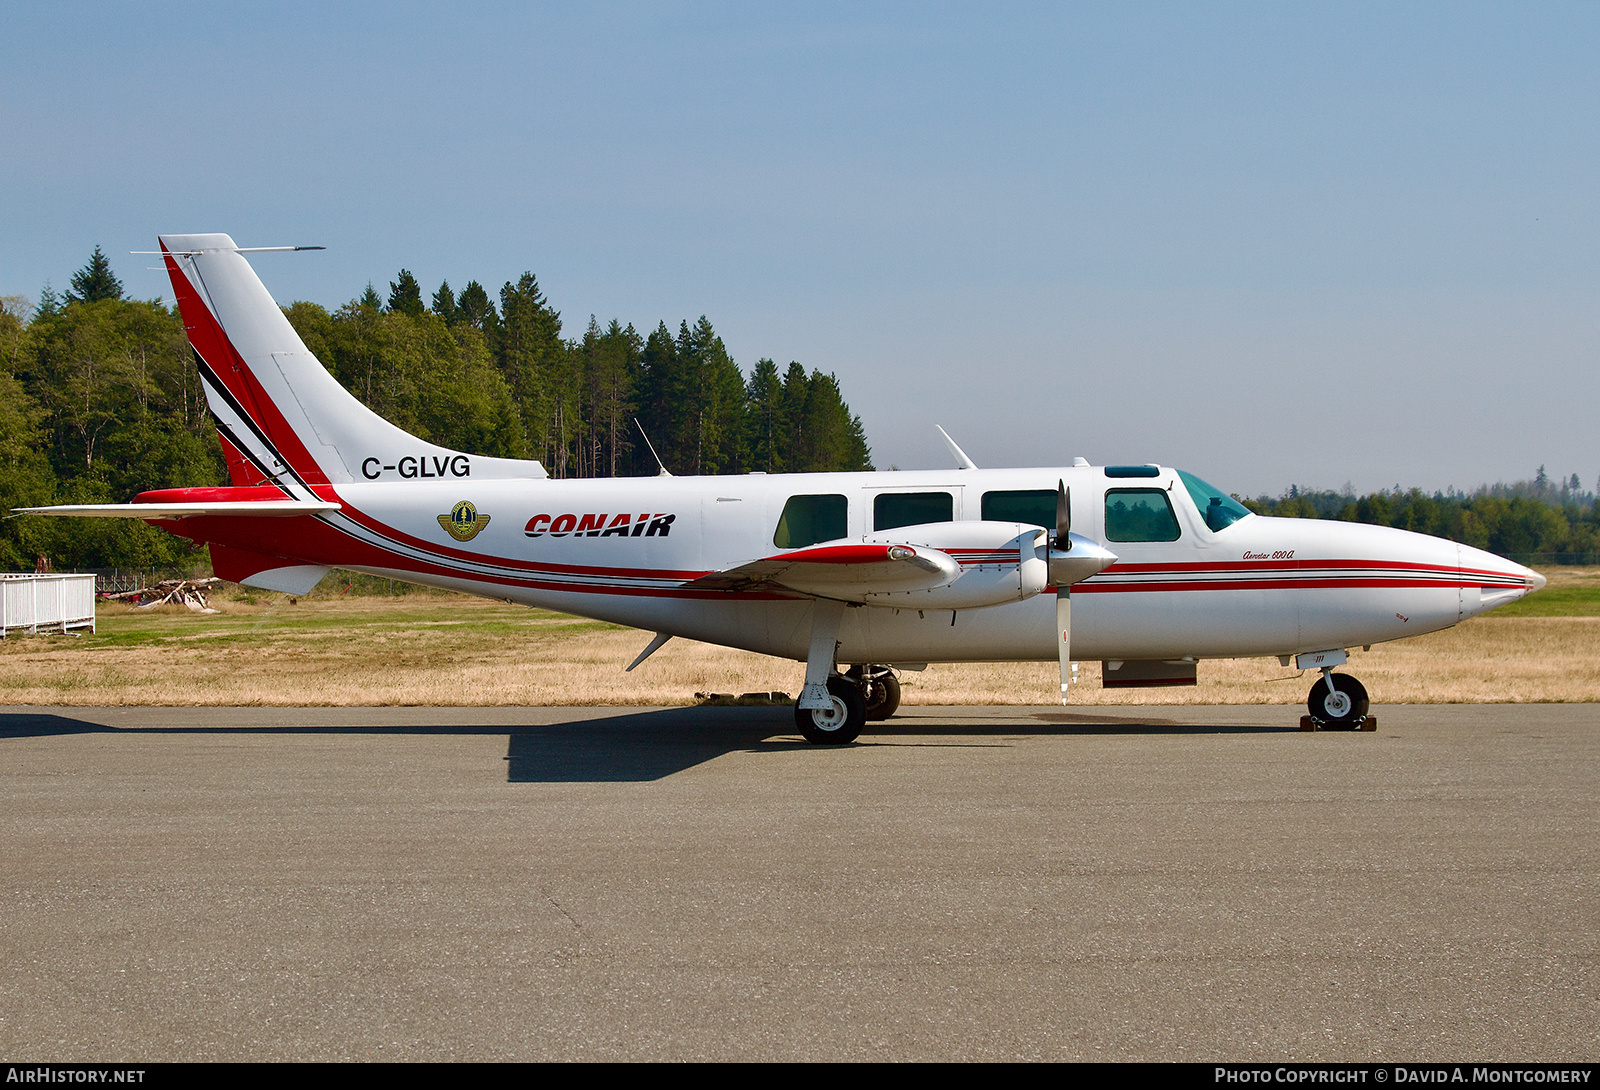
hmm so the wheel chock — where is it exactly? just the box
[1299,715,1378,732]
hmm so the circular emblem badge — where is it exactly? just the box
[438,500,491,541]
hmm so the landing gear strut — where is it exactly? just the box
[793,600,866,745]
[1306,670,1370,730]
[847,664,901,721]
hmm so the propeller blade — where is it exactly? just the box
[1056,588,1071,705]
[1056,480,1071,549]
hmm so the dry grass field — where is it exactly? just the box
[1,568,1596,707]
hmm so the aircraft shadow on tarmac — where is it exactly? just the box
[0,707,1298,783]
[512,708,1298,781]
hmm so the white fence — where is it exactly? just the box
[0,574,96,636]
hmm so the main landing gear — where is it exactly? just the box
[794,675,867,745]
[796,669,902,742]
[794,665,902,745]
[794,600,905,745]
[1304,670,1371,731]
[847,664,902,721]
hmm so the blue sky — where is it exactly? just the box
[4,2,1597,495]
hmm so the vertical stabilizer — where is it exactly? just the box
[159,233,546,492]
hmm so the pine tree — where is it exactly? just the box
[67,246,123,303]
[431,281,458,325]
[36,283,60,319]
[498,273,564,465]
[456,281,497,333]
[387,270,424,317]
[745,358,785,472]
[635,322,680,474]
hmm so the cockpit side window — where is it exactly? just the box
[1104,489,1182,542]
[874,491,953,531]
[1177,470,1251,533]
[774,494,848,548]
[981,489,1057,529]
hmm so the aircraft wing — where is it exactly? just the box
[684,542,961,600]
[14,501,340,520]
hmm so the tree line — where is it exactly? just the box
[0,249,872,570]
[289,267,871,481]
[1243,472,1600,564]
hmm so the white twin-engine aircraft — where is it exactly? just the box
[22,234,1546,742]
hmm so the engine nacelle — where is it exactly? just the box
[858,521,1048,609]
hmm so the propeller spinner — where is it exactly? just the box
[1047,480,1118,704]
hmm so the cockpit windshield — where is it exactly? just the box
[1177,470,1252,533]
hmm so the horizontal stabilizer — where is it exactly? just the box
[14,501,340,520]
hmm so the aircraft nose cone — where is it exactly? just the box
[1457,545,1547,617]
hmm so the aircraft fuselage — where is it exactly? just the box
[161,464,1535,668]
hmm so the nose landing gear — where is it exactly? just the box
[1303,669,1373,731]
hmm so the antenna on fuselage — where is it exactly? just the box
[634,419,672,476]
[131,245,326,255]
[935,425,978,470]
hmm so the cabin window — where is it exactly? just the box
[1104,489,1181,542]
[873,491,953,531]
[981,489,1057,529]
[1177,470,1251,532]
[774,494,848,548]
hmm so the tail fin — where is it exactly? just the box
[160,233,545,492]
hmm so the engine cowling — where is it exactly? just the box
[857,521,1049,609]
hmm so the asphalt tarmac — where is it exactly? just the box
[0,702,1595,1062]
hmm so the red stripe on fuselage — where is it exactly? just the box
[158,512,796,600]
[1073,577,1487,593]
[320,487,711,581]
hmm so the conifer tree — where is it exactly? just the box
[498,273,564,463]
[745,358,785,472]
[431,281,458,325]
[67,246,123,303]
[455,281,497,333]
[387,270,424,317]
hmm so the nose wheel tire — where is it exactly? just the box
[1307,673,1369,729]
[796,676,867,745]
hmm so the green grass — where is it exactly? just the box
[1492,584,1600,617]
[73,597,624,652]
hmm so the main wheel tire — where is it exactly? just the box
[847,664,902,721]
[864,674,901,721]
[795,676,867,745]
[1307,673,1369,729]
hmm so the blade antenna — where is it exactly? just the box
[934,425,978,470]
[634,419,672,476]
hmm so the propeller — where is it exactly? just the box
[1048,480,1118,705]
